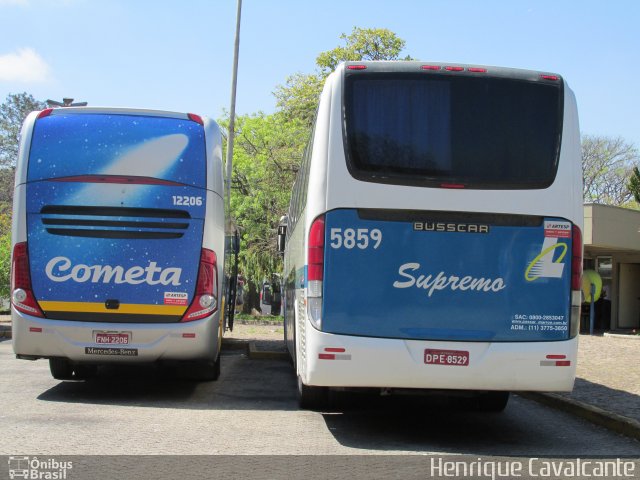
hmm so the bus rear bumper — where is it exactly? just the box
[303,329,578,392]
[11,309,220,364]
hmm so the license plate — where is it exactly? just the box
[95,332,130,345]
[424,349,469,366]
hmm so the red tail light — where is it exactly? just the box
[182,248,218,322]
[308,216,325,282]
[445,66,464,72]
[347,65,367,70]
[187,113,204,125]
[11,242,44,317]
[571,225,583,291]
[421,65,441,71]
[540,75,559,81]
[37,108,53,119]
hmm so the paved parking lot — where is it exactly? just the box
[1,338,639,458]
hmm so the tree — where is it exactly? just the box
[582,135,639,206]
[0,93,46,207]
[0,92,46,168]
[222,112,308,307]
[629,166,640,204]
[274,27,412,126]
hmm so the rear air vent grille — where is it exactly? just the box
[40,205,191,240]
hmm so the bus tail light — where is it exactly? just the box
[11,242,44,317]
[182,248,218,322]
[570,225,583,337]
[307,215,325,328]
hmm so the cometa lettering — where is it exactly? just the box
[45,256,182,286]
[393,262,506,297]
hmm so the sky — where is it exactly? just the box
[0,0,639,148]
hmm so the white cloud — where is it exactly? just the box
[0,48,51,83]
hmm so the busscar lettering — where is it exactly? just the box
[393,262,506,297]
[413,222,490,234]
[45,256,182,286]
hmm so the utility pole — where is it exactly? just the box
[46,98,88,108]
[225,0,242,216]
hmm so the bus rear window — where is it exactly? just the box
[27,113,206,187]
[344,74,563,189]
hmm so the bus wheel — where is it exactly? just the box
[191,356,221,382]
[73,364,98,380]
[473,391,510,412]
[49,358,74,380]
[297,376,328,411]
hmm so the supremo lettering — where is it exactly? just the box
[393,262,506,297]
[45,257,182,286]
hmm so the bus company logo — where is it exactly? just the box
[164,291,188,305]
[393,262,506,297]
[414,222,490,234]
[8,456,73,479]
[45,256,182,286]
[525,238,567,282]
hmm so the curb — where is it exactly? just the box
[221,338,289,361]
[247,342,289,361]
[519,391,640,441]
[604,332,640,341]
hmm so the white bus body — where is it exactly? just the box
[11,107,227,380]
[281,62,583,410]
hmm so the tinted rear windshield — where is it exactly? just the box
[28,113,206,187]
[344,73,563,189]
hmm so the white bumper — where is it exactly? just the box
[303,328,578,392]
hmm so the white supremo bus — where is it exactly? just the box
[11,107,232,381]
[279,61,583,411]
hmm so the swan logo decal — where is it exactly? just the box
[525,221,571,282]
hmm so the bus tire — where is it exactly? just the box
[191,356,221,382]
[297,375,328,411]
[473,391,510,412]
[49,358,74,380]
[73,364,98,380]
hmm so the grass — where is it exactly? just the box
[235,313,284,324]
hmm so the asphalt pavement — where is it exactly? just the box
[1,314,639,441]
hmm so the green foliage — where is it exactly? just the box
[0,212,11,300]
[222,112,308,289]
[274,27,412,126]
[0,92,46,207]
[0,92,46,168]
[629,166,640,204]
[315,27,412,75]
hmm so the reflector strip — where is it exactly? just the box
[546,354,566,359]
[182,333,196,338]
[38,301,186,315]
[29,327,43,333]
[319,353,352,360]
[540,360,571,366]
[324,347,346,353]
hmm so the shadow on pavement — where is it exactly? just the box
[321,392,640,457]
[37,353,297,411]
